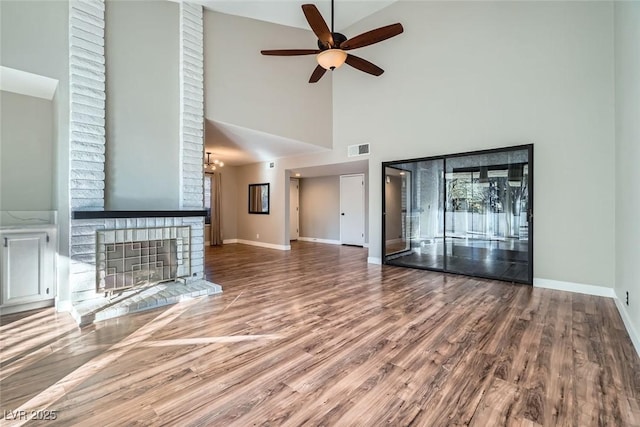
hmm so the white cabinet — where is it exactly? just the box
[0,227,56,313]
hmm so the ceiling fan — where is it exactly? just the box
[261,0,404,83]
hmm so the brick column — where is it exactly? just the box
[69,0,106,303]
[67,1,206,306]
[179,2,205,280]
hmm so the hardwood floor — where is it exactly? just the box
[1,241,639,426]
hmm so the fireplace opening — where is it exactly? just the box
[97,226,191,293]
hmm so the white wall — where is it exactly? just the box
[229,158,370,248]
[0,92,54,210]
[614,1,640,351]
[234,162,284,245]
[300,176,340,240]
[1,0,70,303]
[203,10,332,149]
[105,0,180,209]
[332,1,615,288]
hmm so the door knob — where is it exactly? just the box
[341,213,345,216]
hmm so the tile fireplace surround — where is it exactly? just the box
[70,211,221,326]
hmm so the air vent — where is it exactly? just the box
[348,143,370,157]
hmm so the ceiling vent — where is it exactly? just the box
[348,143,370,157]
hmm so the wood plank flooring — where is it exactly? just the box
[1,241,639,426]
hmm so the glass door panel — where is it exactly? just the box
[444,148,530,282]
[384,166,412,256]
[383,145,532,284]
[383,160,445,271]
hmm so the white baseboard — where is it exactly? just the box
[614,297,640,358]
[364,243,369,248]
[298,237,341,245]
[223,239,238,244]
[205,241,210,246]
[368,257,382,265]
[533,278,638,358]
[533,278,616,298]
[236,239,291,251]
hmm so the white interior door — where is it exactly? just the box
[290,179,299,240]
[340,174,365,246]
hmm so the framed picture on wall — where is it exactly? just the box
[248,183,270,214]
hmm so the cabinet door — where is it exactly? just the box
[1,233,49,305]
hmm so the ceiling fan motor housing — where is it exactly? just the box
[318,32,347,50]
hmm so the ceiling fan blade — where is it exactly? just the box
[340,23,404,51]
[309,65,327,83]
[302,4,333,48]
[345,54,384,76]
[261,49,320,56]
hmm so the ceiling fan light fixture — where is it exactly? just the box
[317,49,347,70]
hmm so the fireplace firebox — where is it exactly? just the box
[96,226,191,293]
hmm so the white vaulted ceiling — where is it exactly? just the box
[195,0,397,31]
[206,120,329,166]
[193,0,399,166]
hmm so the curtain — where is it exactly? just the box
[210,172,223,246]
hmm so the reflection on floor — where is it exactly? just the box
[386,238,530,283]
[385,239,410,254]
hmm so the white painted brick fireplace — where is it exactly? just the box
[67,0,220,324]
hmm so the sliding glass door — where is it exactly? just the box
[382,145,533,284]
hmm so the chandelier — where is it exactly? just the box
[205,152,224,170]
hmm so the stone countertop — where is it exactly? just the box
[0,211,58,229]
[0,223,57,232]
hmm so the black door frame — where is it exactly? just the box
[381,143,534,285]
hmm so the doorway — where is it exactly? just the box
[384,166,412,255]
[290,178,299,241]
[340,174,365,246]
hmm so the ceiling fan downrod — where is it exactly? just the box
[331,0,334,35]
